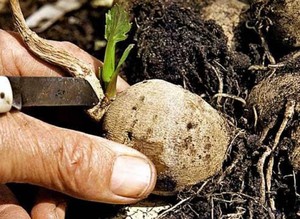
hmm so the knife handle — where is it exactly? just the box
[0,76,13,113]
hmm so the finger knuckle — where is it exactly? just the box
[58,137,95,191]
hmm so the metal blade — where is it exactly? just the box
[7,77,99,109]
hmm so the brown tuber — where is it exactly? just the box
[269,0,300,48]
[247,73,300,171]
[247,73,300,128]
[201,0,249,50]
[251,0,300,48]
[103,79,232,195]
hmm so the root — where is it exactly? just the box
[157,180,209,218]
[293,171,300,198]
[211,192,267,218]
[253,105,258,131]
[210,64,224,107]
[9,0,107,121]
[251,4,275,66]
[259,126,270,144]
[217,158,239,184]
[257,100,295,208]
[218,129,246,183]
[272,100,295,150]
[259,31,275,66]
[259,117,277,143]
[266,100,295,211]
[257,146,272,204]
[248,50,300,79]
[213,93,246,106]
[266,155,276,211]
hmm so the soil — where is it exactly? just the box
[1,0,299,218]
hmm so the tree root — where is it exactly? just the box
[9,0,107,122]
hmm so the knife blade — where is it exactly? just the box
[0,76,99,113]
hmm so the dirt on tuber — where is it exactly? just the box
[102,79,232,195]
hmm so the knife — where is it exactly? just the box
[0,76,99,113]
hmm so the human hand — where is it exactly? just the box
[0,30,157,219]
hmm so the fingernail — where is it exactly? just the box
[110,156,154,198]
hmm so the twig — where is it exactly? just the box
[9,0,107,122]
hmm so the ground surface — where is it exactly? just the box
[1,0,299,218]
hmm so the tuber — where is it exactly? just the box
[201,0,249,50]
[250,0,300,48]
[247,73,300,129]
[268,0,300,48]
[103,79,232,195]
[247,73,300,171]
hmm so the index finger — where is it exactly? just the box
[0,30,129,92]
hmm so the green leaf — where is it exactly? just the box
[105,4,132,43]
[116,44,134,72]
[101,4,133,101]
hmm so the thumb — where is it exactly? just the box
[0,112,156,204]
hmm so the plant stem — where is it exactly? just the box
[102,40,116,89]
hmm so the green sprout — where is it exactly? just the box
[100,4,134,100]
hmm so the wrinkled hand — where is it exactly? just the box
[0,30,156,219]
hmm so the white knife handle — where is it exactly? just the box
[0,76,13,113]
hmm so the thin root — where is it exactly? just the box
[157,180,209,218]
[218,129,245,183]
[213,93,246,106]
[258,100,296,207]
[266,155,276,211]
[210,64,224,107]
[272,100,295,150]
[257,146,272,204]
[293,171,300,198]
[253,105,258,131]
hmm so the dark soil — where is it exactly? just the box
[123,1,251,119]
[1,0,300,218]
